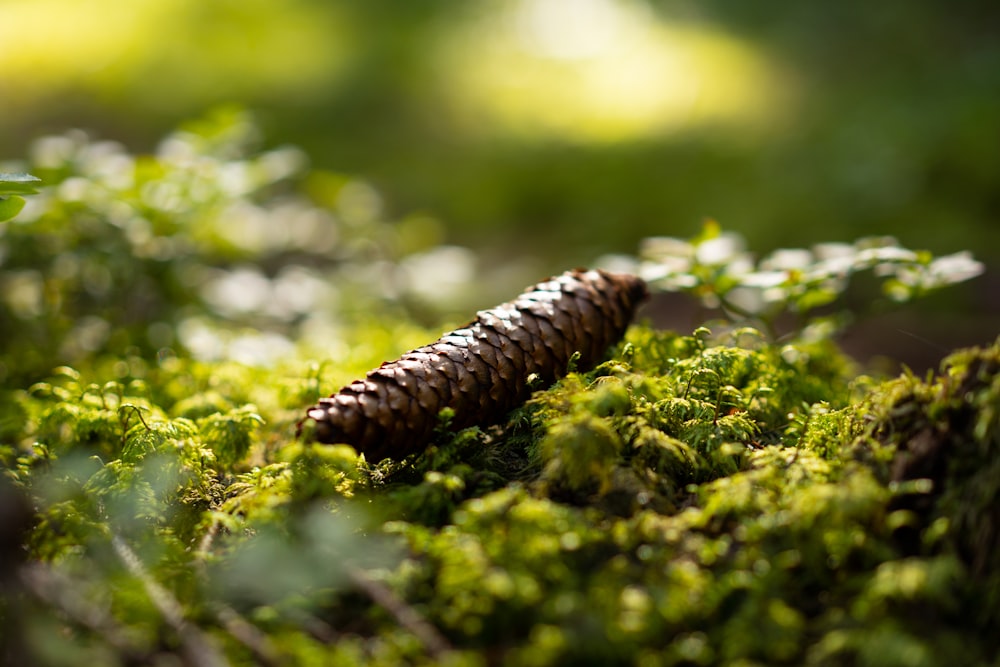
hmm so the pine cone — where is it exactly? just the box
[303,269,648,461]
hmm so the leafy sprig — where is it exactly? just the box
[0,172,41,222]
[630,220,984,340]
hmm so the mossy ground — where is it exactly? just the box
[4,325,999,666]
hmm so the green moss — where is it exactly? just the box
[7,329,999,663]
[9,324,1000,665]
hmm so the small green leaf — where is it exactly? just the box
[882,278,913,302]
[694,217,722,243]
[793,286,839,313]
[0,195,26,223]
[0,172,42,196]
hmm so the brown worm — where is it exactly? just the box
[302,269,648,461]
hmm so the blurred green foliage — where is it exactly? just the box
[1,35,998,662]
[2,0,997,259]
[4,0,995,370]
[0,110,517,388]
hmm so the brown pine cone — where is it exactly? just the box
[303,269,648,461]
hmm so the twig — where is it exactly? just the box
[187,520,280,667]
[298,612,339,644]
[20,563,148,660]
[111,534,230,667]
[345,564,452,658]
[212,603,282,667]
[195,515,222,561]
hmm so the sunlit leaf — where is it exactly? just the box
[0,195,26,222]
[0,172,42,196]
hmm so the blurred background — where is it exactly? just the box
[1,0,998,376]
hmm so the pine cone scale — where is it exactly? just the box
[302,269,648,460]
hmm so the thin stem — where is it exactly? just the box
[718,295,779,341]
[345,564,453,659]
[212,603,282,667]
[111,534,230,667]
[20,564,148,660]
